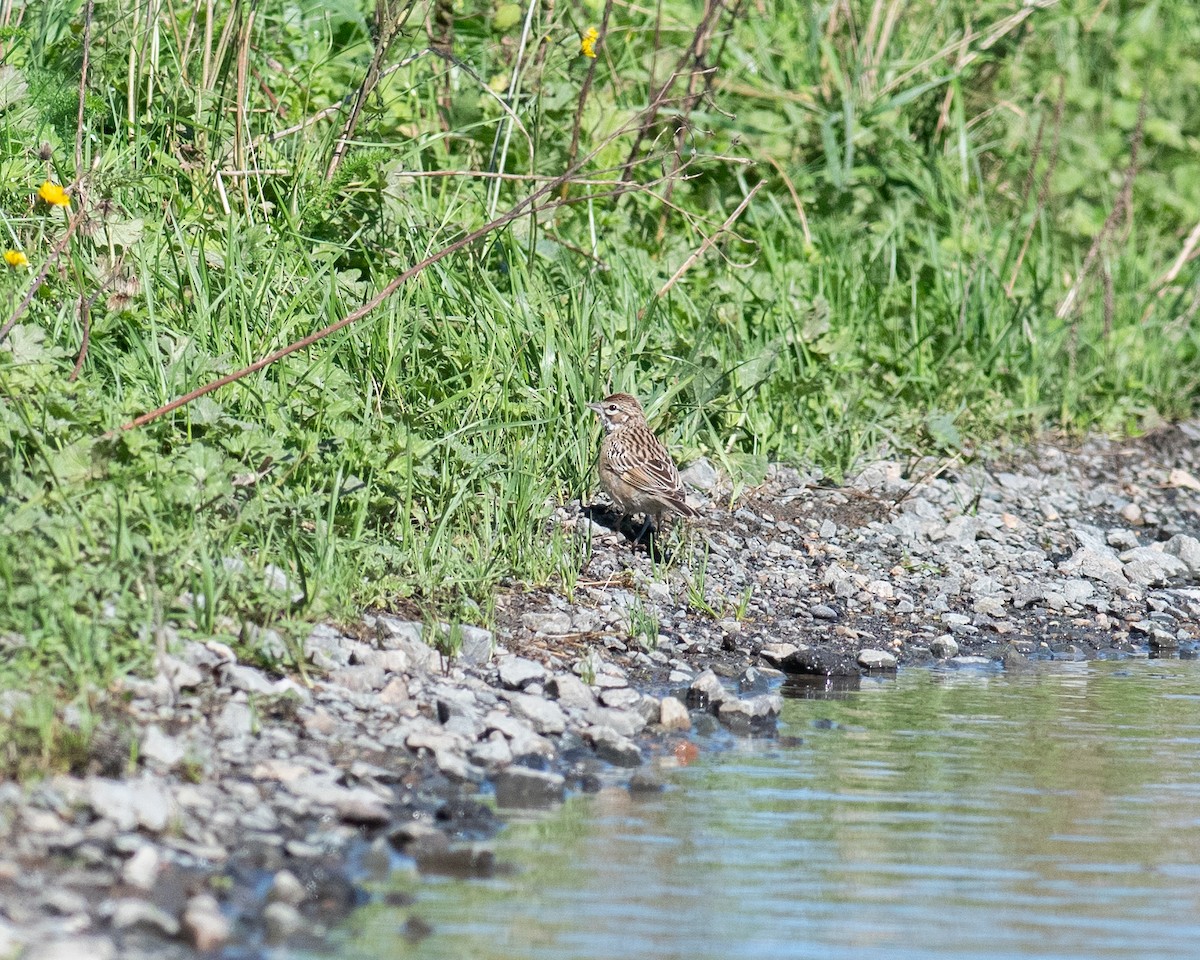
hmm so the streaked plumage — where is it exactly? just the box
[588,393,697,535]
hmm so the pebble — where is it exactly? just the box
[182,895,231,953]
[269,869,307,907]
[857,649,898,670]
[521,611,573,635]
[263,901,305,942]
[929,635,959,659]
[120,844,160,890]
[494,768,566,809]
[585,727,643,767]
[25,937,117,960]
[507,693,567,735]
[658,696,691,731]
[498,656,547,690]
[686,670,731,708]
[109,897,181,937]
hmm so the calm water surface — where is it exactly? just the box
[337,660,1200,960]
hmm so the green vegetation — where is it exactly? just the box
[1,0,1199,702]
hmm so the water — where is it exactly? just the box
[336,660,1200,960]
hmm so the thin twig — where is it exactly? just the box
[74,0,95,173]
[112,162,633,434]
[1006,76,1064,297]
[641,180,763,316]
[70,291,102,382]
[761,153,811,245]
[1155,219,1200,288]
[257,51,430,147]
[564,0,615,198]
[487,0,539,217]
[620,0,727,185]
[326,0,413,181]
[1056,93,1146,320]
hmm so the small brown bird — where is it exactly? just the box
[588,392,697,539]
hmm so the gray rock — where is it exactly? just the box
[507,693,567,734]
[87,776,172,833]
[493,767,565,809]
[456,625,495,665]
[810,604,839,621]
[181,892,230,950]
[544,673,596,709]
[645,582,671,604]
[585,726,643,766]
[1011,582,1044,608]
[1059,545,1128,587]
[327,665,387,692]
[0,920,19,959]
[262,562,304,602]
[583,706,646,738]
[109,897,181,937]
[120,844,161,890]
[335,789,392,825]
[1107,527,1140,549]
[24,937,117,960]
[158,653,204,692]
[1060,578,1095,605]
[215,700,255,738]
[658,696,691,731]
[1164,535,1200,576]
[1119,547,1189,586]
[599,687,642,710]
[140,725,185,769]
[221,663,277,694]
[686,669,731,709]
[373,618,442,671]
[717,695,782,732]
[628,769,666,794]
[973,597,1006,617]
[40,888,89,916]
[497,656,546,690]
[521,611,572,635]
[263,901,305,943]
[857,649,898,670]
[758,643,800,668]
[929,635,959,659]
[1148,629,1180,649]
[305,623,354,669]
[469,733,513,769]
[413,841,496,878]
[680,457,721,491]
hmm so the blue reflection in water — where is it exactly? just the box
[337,660,1200,960]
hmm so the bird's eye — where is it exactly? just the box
[607,405,618,412]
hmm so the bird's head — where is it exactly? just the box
[588,393,645,432]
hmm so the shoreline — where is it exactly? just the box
[3,424,1200,958]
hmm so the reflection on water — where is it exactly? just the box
[337,660,1200,960]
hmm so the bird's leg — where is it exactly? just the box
[633,513,653,544]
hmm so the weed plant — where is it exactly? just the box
[0,0,1198,710]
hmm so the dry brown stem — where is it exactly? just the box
[641,180,764,318]
[1056,93,1146,321]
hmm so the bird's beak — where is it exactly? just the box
[587,402,602,413]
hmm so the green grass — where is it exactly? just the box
[1,0,1199,709]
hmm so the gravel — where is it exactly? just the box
[3,424,1200,957]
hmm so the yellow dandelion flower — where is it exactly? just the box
[4,250,29,268]
[580,26,599,59]
[37,180,70,207]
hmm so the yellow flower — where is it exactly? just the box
[580,26,599,59]
[37,180,70,207]
[4,250,28,268]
